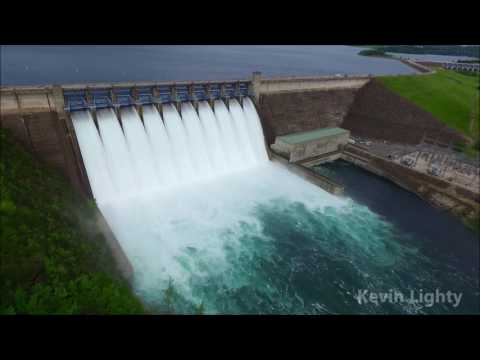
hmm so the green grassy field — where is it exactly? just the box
[379,70,479,142]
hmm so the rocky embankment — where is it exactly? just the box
[342,79,467,146]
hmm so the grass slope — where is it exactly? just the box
[378,70,480,140]
[0,129,145,314]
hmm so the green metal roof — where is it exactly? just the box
[277,127,349,145]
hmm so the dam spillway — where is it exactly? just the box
[69,95,478,314]
[71,98,268,204]
[2,72,478,314]
[68,95,355,312]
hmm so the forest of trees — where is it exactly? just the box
[366,45,479,58]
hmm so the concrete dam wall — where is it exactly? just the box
[1,71,465,198]
[2,71,477,279]
[1,79,253,198]
[0,73,372,197]
[0,86,87,195]
[259,88,360,145]
[253,72,370,145]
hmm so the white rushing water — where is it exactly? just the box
[142,105,179,188]
[180,102,214,180]
[71,98,347,312]
[120,107,162,193]
[96,108,138,200]
[197,101,228,174]
[73,99,269,200]
[213,100,245,168]
[70,97,480,315]
[70,110,117,204]
[161,104,197,184]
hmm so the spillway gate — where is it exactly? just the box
[63,81,252,113]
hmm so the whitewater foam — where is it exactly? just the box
[71,99,353,312]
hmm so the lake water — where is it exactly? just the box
[0,45,416,86]
[312,161,479,314]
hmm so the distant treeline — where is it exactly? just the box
[362,45,479,58]
[358,49,391,58]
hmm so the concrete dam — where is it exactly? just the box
[2,71,478,313]
[70,95,268,204]
[2,71,477,229]
[0,72,370,198]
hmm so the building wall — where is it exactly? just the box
[300,132,349,162]
[271,131,350,162]
[270,151,344,195]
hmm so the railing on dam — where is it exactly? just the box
[62,81,252,112]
